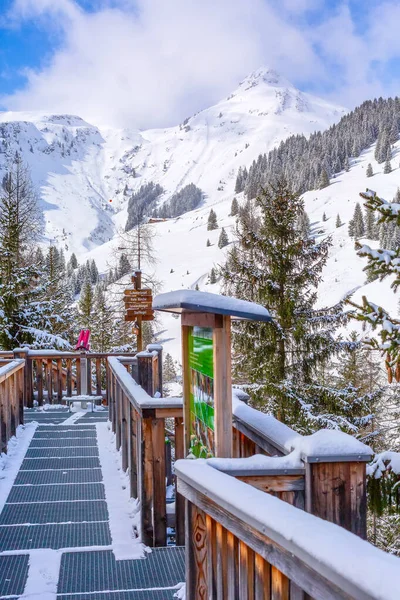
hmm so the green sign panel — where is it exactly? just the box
[188,326,214,457]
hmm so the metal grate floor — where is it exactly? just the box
[8,482,105,503]
[0,554,29,597]
[0,522,111,551]
[30,437,97,447]
[33,429,97,438]
[26,446,99,458]
[0,499,108,525]
[15,467,103,486]
[20,456,101,470]
[57,590,180,600]
[58,548,185,594]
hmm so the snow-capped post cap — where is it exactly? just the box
[287,430,373,463]
[153,290,272,322]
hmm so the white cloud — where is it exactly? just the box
[2,0,400,129]
[2,0,325,128]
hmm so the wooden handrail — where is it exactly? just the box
[176,459,400,600]
[107,350,185,548]
[0,359,25,453]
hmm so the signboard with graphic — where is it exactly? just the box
[188,326,215,457]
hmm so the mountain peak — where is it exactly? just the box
[238,67,292,91]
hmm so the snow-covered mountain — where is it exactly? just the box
[5,67,396,364]
[0,67,345,254]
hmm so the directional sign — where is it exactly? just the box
[124,288,152,296]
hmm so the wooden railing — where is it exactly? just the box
[176,459,400,600]
[107,348,185,548]
[11,349,139,407]
[0,359,25,453]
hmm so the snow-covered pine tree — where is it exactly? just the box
[207,209,218,231]
[0,155,47,349]
[118,253,131,278]
[230,197,239,216]
[78,278,94,330]
[344,156,350,172]
[318,169,330,189]
[209,267,217,284]
[90,259,99,284]
[91,285,114,352]
[206,239,211,247]
[350,203,365,238]
[218,228,229,248]
[297,210,311,238]
[366,163,373,178]
[163,352,177,382]
[365,206,376,239]
[322,212,327,222]
[336,214,342,228]
[221,179,359,433]
[384,155,392,174]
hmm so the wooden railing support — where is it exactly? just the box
[13,349,32,407]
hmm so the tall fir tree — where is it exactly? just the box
[230,197,239,216]
[163,353,177,382]
[336,214,342,228]
[366,163,373,178]
[91,285,114,352]
[207,209,218,231]
[221,180,357,433]
[218,228,229,248]
[318,169,330,189]
[78,279,95,330]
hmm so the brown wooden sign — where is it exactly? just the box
[124,285,154,323]
[124,288,152,297]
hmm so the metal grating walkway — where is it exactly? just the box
[0,409,184,600]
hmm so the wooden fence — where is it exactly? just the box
[0,359,25,454]
[107,348,185,548]
[176,459,400,600]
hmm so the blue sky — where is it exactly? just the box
[0,0,399,128]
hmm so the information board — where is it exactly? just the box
[188,326,215,457]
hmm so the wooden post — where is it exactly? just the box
[175,416,185,546]
[213,315,232,458]
[13,349,32,408]
[137,352,154,396]
[181,325,191,456]
[141,417,154,546]
[147,344,163,397]
[133,270,143,352]
[152,416,167,546]
[305,459,368,539]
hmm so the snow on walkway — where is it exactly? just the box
[0,409,184,600]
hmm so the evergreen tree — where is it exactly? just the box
[230,197,239,216]
[344,156,350,172]
[350,203,365,238]
[78,279,94,330]
[365,206,376,239]
[384,156,392,174]
[297,211,311,238]
[90,259,99,284]
[221,180,355,433]
[336,214,342,228]
[163,353,177,382]
[206,238,211,247]
[322,212,327,222]
[118,253,131,278]
[318,169,330,189]
[218,228,229,248]
[207,209,218,231]
[366,163,373,178]
[91,285,114,352]
[0,156,46,349]
[209,267,217,284]
[394,188,400,204]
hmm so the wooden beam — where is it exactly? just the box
[182,312,223,328]
[213,315,232,457]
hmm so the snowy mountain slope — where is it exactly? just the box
[86,136,400,363]
[0,68,345,254]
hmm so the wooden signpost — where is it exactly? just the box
[124,271,154,351]
[153,290,271,459]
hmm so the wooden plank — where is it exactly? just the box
[226,530,239,600]
[87,357,92,396]
[76,358,81,396]
[66,358,72,397]
[175,417,185,547]
[233,418,285,457]
[216,522,228,598]
[255,553,270,600]
[47,359,53,404]
[57,359,63,401]
[152,417,167,547]
[181,325,191,456]
[36,359,43,406]
[141,417,154,547]
[186,502,208,600]
[213,315,232,458]
[96,358,102,396]
[206,515,217,598]
[271,565,289,600]
[155,407,183,419]
[182,312,223,328]
[121,392,128,472]
[129,404,138,498]
[239,541,254,600]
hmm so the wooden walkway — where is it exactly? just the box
[0,408,184,600]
